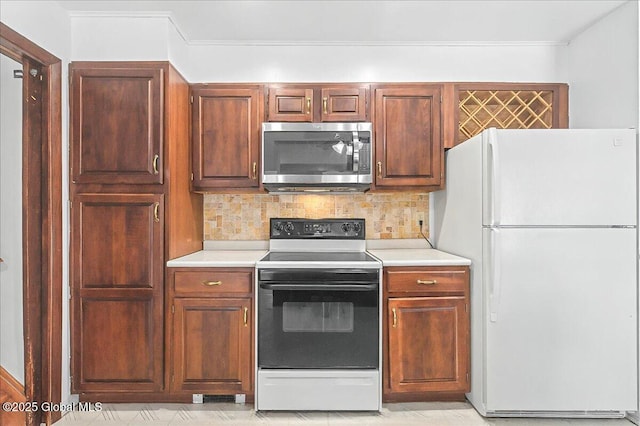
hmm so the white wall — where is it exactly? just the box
[69,14,569,83]
[567,0,639,128]
[0,53,24,384]
[0,0,73,405]
[71,15,171,61]
[183,43,567,83]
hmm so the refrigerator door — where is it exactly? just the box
[482,128,637,227]
[483,227,637,413]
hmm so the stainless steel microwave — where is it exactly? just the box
[261,122,373,193]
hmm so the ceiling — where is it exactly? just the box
[56,0,628,45]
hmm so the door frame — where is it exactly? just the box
[0,22,62,426]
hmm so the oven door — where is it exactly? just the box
[258,268,379,369]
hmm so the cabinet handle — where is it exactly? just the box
[202,280,222,286]
[153,202,160,223]
[417,279,437,285]
[152,154,159,175]
[323,97,328,114]
[392,308,397,328]
[377,161,382,177]
[306,97,311,114]
[252,162,257,180]
[243,307,248,326]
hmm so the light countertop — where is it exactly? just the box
[367,248,471,267]
[166,250,267,268]
[167,239,470,268]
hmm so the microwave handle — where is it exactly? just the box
[352,131,360,172]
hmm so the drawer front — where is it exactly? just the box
[174,270,253,296]
[386,268,467,294]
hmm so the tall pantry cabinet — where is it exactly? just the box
[69,62,202,398]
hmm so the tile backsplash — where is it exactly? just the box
[203,192,429,240]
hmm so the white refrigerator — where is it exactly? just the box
[433,128,638,417]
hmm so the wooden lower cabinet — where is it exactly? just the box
[168,268,254,396]
[71,193,165,393]
[74,294,163,392]
[383,266,470,401]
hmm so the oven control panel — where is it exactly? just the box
[270,218,365,239]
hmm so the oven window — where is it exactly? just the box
[258,284,379,369]
[282,301,354,333]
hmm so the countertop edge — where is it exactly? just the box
[167,248,470,268]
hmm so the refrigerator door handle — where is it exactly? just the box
[489,227,502,322]
[487,129,501,225]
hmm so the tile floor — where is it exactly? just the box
[53,401,635,425]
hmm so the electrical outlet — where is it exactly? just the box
[416,213,425,228]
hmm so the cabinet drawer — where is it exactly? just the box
[174,270,253,296]
[385,268,467,294]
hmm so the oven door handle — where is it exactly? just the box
[259,282,377,291]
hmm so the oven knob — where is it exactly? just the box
[284,222,295,233]
[341,222,353,233]
[273,222,284,232]
[353,222,362,233]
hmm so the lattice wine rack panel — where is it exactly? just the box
[458,90,554,141]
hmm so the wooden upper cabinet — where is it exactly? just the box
[444,82,569,148]
[70,64,164,184]
[266,84,369,122]
[267,87,314,122]
[321,87,368,121]
[373,85,443,188]
[191,85,262,190]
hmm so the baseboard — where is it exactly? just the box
[0,366,27,426]
[627,410,639,425]
[79,392,192,403]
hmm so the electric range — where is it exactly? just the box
[255,218,382,412]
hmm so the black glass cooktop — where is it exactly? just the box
[260,251,378,263]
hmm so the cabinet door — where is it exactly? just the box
[171,298,252,394]
[267,87,314,122]
[192,87,261,189]
[374,86,442,187]
[388,297,469,393]
[321,87,368,122]
[70,65,163,184]
[71,193,164,392]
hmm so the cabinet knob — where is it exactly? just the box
[252,162,257,180]
[417,279,437,285]
[377,161,382,178]
[153,202,160,223]
[202,280,222,286]
[306,97,311,114]
[323,97,328,114]
[392,307,397,328]
[243,307,248,326]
